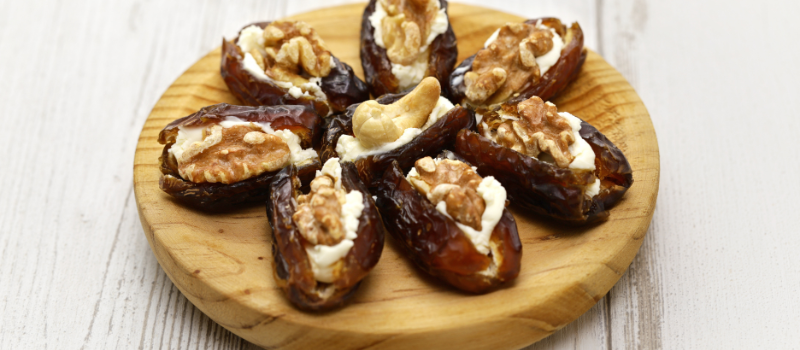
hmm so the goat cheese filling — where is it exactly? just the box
[336,96,454,161]
[303,158,365,283]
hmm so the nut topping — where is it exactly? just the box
[293,175,348,246]
[465,22,559,106]
[408,157,486,230]
[481,96,576,167]
[241,21,332,88]
[379,0,440,65]
[176,125,291,184]
[352,77,440,147]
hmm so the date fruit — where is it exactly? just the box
[375,160,521,293]
[157,103,322,210]
[360,0,458,98]
[268,160,385,310]
[221,21,369,116]
[453,116,633,224]
[450,18,586,109]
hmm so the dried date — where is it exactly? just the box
[449,18,587,108]
[374,161,521,293]
[157,103,323,210]
[221,22,369,116]
[360,0,458,98]
[268,162,385,310]
[453,120,633,224]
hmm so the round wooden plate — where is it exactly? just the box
[133,3,659,349]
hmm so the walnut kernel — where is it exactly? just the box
[242,20,332,90]
[465,22,558,106]
[176,125,291,184]
[408,157,486,230]
[480,96,575,167]
[293,175,348,246]
[379,0,440,65]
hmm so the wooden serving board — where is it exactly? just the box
[133,3,659,349]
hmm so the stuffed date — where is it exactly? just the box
[268,158,385,310]
[319,77,474,187]
[454,96,633,224]
[375,159,521,293]
[157,103,322,209]
[449,18,586,109]
[221,20,369,117]
[360,0,458,97]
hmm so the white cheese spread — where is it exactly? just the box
[558,110,601,198]
[585,178,601,197]
[304,158,365,283]
[168,116,318,166]
[336,96,455,161]
[536,28,564,76]
[558,111,596,172]
[369,0,449,91]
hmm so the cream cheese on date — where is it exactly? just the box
[483,21,565,76]
[481,107,600,197]
[237,25,330,103]
[406,159,507,256]
[559,111,600,198]
[585,178,601,197]
[304,158,365,283]
[369,0,449,91]
[169,116,317,167]
[335,96,454,161]
[559,111,596,172]
[535,27,564,76]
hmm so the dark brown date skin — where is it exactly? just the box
[157,103,323,210]
[453,120,633,224]
[360,0,458,98]
[375,161,521,293]
[221,22,370,116]
[267,163,385,311]
[319,92,475,188]
[449,18,587,107]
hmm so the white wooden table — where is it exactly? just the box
[2,0,799,348]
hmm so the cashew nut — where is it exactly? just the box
[352,77,440,148]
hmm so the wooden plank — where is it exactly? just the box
[599,0,800,349]
[0,0,285,349]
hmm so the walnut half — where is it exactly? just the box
[480,96,576,167]
[292,174,347,246]
[243,21,332,88]
[175,125,291,184]
[408,157,486,230]
[380,0,440,65]
[465,22,559,106]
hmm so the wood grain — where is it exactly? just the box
[132,3,658,349]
